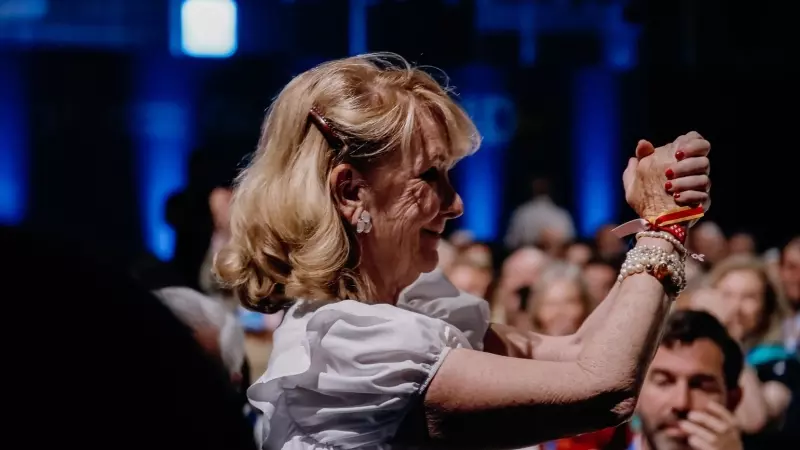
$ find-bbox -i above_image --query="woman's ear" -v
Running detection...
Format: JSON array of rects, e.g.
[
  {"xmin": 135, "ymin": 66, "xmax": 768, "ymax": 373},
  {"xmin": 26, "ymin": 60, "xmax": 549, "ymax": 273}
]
[{"xmin": 330, "ymin": 163, "xmax": 366, "ymax": 224}]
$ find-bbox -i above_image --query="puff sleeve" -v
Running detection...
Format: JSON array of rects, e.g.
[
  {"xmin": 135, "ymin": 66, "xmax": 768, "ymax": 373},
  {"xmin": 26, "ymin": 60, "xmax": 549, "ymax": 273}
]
[
  {"xmin": 248, "ymin": 300, "xmax": 472, "ymax": 450},
  {"xmin": 397, "ymin": 268, "xmax": 491, "ymax": 351}
]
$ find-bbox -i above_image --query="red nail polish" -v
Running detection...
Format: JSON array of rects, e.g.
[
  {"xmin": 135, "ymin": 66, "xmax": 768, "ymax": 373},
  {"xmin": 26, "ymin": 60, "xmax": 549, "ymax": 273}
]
[
  {"xmin": 665, "ymin": 181, "xmax": 672, "ymax": 191},
  {"xmin": 666, "ymin": 169, "xmax": 675, "ymax": 179},
  {"xmin": 675, "ymin": 151, "xmax": 685, "ymax": 161},
  {"xmin": 674, "ymin": 192, "xmax": 681, "ymax": 199}
]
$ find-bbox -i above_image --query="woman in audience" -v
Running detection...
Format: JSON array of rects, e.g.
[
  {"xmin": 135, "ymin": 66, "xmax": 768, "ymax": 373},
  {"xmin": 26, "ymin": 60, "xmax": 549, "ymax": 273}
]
[
  {"xmin": 705, "ymin": 257, "xmax": 795, "ymax": 430},
  {"xmin": 446, "ymin": 253, "xmax": 494, "ymax": 298},
  {"xmin": 708, "ymin": 256, "xmax": 788, "ymax": 351},
  {"xmin": 214, "ymin": 53, "xmax": 712, "ymax": 449},
  {"xmin": 525, "ymin": 263, "xmax": 592, "ymax": 336},
  {"xmin": 564, "ymin": 240, "xmax": 594, "ymax": 267}
]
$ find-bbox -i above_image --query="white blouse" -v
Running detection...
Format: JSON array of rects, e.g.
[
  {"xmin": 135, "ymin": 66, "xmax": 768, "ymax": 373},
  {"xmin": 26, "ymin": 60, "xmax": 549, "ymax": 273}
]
[{"xmin": 248, "ymin": 269, "xmax": 491, "ymax": 449}]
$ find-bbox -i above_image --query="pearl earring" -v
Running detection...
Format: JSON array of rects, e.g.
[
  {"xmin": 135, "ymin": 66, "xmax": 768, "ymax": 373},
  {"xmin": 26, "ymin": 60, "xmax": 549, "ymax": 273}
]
[{"xmin": 356, "ymin": 210, "xmax": 372, "ymax": 234}]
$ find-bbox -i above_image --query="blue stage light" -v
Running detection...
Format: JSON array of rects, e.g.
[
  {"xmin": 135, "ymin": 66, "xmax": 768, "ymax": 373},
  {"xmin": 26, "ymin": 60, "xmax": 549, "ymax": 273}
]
[{"xmin": 180, "ymin": 0, "xmax": 238, "ymax": 58}]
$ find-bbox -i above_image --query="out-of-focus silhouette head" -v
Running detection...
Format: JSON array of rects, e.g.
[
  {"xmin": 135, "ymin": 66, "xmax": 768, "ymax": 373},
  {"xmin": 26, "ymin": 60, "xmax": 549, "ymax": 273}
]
[{"xmin": 1, "ymin": 226, "xmax": 256, "ymax": 450}]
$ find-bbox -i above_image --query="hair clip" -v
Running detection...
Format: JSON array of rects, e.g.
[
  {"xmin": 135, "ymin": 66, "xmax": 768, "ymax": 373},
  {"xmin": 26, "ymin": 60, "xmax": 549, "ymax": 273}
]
[{"xmin": 308, "ymin": 106, "xmax": 345, "ymax": 151}]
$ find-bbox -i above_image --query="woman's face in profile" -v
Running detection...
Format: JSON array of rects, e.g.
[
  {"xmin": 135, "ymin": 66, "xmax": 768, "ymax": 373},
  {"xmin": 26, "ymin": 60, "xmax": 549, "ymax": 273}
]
[
  {"xmin": 534, "ymin": 280, "xmax": 585, "ymax": 336},
  {"xmin": 363, "ymin": 117, "xmax": 463, "ymax": 283},
  {"xmin": 715, "ymin": 269, "xmax": 765, "ymax": 339}
]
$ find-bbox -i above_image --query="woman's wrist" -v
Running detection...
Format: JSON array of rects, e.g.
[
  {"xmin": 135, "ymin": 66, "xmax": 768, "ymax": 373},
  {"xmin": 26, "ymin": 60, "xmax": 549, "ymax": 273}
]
[{"xmin": 624, "ymin": 237, "xmax": 687, "ymax": 297}]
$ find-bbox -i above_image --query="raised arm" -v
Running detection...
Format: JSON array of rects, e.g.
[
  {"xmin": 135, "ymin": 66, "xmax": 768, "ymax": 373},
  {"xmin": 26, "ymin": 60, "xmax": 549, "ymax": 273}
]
[
  {"xmin": 424, "ymin": 132, "xmax": 711, "ymax": 448},
  {"xmin": 485, "ymin": 134, "xmax": 712, "ymax": 363}
]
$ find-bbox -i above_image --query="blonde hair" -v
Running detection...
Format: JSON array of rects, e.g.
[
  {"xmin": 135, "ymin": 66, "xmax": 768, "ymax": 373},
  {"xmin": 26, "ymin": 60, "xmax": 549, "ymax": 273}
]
[
  {"xmin": 214, "ymin": 53, "xmax": 480, "ymax": 313},
  {"xmin": 707, "ymin": 255, "xmax": 789, "ymax": 349}
]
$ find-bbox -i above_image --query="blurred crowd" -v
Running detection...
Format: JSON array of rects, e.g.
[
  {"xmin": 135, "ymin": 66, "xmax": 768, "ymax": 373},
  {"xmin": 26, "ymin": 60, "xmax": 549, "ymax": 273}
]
[{"xmin": 438, "ymin": 184, "xmax": 800, "ymax": 449}]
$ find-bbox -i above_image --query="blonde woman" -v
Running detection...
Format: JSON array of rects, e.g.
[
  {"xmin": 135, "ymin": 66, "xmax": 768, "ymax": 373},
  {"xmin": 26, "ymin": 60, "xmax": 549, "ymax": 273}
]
[
  {"xmin": 215, "ymin": 53, "xmax": 712, "ymax": 449},
  {"xmin": 707, "ymin": 256, "xmax": 788, "ymax": 352},
  {"xmin": 526, "ymin": 263, "xmax": 593, "ymax": 337}
]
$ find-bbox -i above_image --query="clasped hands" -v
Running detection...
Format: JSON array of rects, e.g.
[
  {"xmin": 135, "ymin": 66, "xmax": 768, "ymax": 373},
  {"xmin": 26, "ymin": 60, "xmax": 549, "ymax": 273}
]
[{"xmin": 623, "ymin": 131, "xmax": 711, "ymax": 222}]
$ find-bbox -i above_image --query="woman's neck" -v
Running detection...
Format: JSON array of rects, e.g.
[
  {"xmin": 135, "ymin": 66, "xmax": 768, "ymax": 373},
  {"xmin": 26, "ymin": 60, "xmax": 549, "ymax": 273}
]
[{"xmin": 359, "ymin": 259, "xmax": 412, "ymax": 305}]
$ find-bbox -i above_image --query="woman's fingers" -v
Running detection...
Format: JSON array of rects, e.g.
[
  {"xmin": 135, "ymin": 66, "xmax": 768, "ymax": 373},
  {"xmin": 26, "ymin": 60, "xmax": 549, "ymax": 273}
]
[
  {"xmin": 670, "ymin": 156, "xmax": 710, "ymax": 177},
  {"xmin": 666, "ymin": 171, "xmax": 711, "ymax": 207},
  {"xmin": 673, "ymin": 190, "xmax": 709, "ymax": 206},
  {"xmin": 680, "ymin": 138, "xmax": 711, "ymax": 157},
  {"xmin": 635, "ymin": 139, "xmax": 656, "ymax": 160},
  {"xmin": 667, "ymin": 174, "xmax": 711, "ymax": 193}
]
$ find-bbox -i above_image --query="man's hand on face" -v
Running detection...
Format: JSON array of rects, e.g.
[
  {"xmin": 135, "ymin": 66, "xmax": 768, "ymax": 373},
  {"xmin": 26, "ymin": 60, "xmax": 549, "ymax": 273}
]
[{"xmin": 678, "ymin": 401, "xmax": 743, "ymax": 450}]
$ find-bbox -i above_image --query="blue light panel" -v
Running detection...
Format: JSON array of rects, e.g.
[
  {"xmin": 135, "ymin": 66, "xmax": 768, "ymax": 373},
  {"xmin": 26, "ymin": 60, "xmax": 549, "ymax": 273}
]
[
  {"xmin": 603, "ymin": 3, "xmax": 639, "ymax": 70},
  {"xmin": 0, "ymin": 56, "xmax": 27, "ymax": 225},
  {"xmin": 133, "ymin": 58, "xmax": 194, "ymax": 260},
  {"xmin": 454, "ymin": 65, "xmax": 516, "ymax": 241},
  {"xmin": 348, "ymin": 0, "xmax": 368, "ymax": 55},
  {"xmin": 572, "ymin": 68, "xmax": 619, "ymax": 237}
]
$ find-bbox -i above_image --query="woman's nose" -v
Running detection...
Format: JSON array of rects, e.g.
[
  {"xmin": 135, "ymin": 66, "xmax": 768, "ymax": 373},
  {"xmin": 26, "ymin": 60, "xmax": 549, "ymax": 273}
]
[
  {"xmin": 440, "ymin": 180, "xmax": 464, "ymax": 219},
  {"xmin": 444, "ymin": 192, "xmax": 464, "ymax": 219}
]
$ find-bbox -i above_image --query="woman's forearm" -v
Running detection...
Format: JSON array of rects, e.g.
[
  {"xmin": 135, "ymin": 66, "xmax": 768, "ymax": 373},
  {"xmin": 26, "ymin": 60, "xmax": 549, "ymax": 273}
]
[
  {"xmin": 574, "ymin": 237, "xmax": 676, "ymax": 395},
  {"xmin": 426, "ymin": 238, "xmax": 683, "ymax": 446},
  {"xmin": 517, "ymin": 288, "xmax": 620, "ymax": 360},
  {"xmin": 573, "ymin": 282, "xmax": 621, "ymax": 343},
  {"xmin": 511, "ymin": 260, "xmax": 653, "ymax": 363}
]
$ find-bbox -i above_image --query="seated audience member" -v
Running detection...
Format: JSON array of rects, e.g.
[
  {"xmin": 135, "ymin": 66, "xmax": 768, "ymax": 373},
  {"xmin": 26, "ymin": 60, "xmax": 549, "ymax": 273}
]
[
  {"xmin": 565, "ymin": 240, "xmax": 594, "ymax": 268},
  {"xmin": 1, "ymin": 226, "xmax": 257, "ymax": 450},
  {"xmin": 633, "ymin": 310, "xmax": 744, "ymax": 450},
  {"xmin": 707, "ymin": 256, "xmax": 789, "ymax": 355},
  {"xmin": 685, "ymin": 287, "xmax": 795, "ymax": 445},
  {"xmin": 778, "ymin": 237, "xmax": 799, "ymax": 352},
  {"xmin": 537, "ymin": 226, "xmax": 571, "ymax": 258},
  {"xmin": 491, "ymin": 246, "xmax": 550, "ymax": 324},
  {"xmin": 705, "ymin": 256, "xmax": 795, "ymax": 439},
  {"xmin": 685, "ymin": 222, "xmax": 728, "ymax": 269},
  {"xmin": 526, "ymin": 263, "xmax": 592, "ymax": 336},
  {"xmin": 504, "ymin": 176, "xmax": 576, "ymax": 250},
  {"xmin": 728, "ymin": 232, "xmax": 757, "ymax": 257},
  {"xmin": 446, "ymin": 254, "xmax": 494, "ymax": 298},
  {"xmin": 776, "ymin": 237, "xmax": 800, "ymax": 444}
]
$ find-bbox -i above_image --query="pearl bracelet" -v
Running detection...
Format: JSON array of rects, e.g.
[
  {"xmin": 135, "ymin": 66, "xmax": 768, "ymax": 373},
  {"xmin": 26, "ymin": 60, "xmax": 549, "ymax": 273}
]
[
  {"xmin": 635, "ymin": 230, "xmax": 687, "ymax": 256},
  {"xmin": 618, "ymin": 244, "xmax": 687, "ymax": 298}
]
